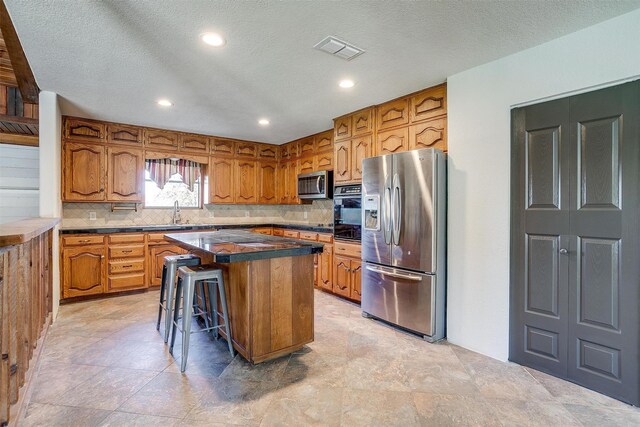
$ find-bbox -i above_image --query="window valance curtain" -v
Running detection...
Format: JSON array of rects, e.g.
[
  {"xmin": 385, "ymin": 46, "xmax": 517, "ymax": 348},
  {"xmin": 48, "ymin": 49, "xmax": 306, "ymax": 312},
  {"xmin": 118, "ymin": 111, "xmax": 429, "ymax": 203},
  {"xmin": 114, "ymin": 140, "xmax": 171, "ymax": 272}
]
[{"xmin": 145, "ymin": 158, "xmax": 201, "ymax": 191}]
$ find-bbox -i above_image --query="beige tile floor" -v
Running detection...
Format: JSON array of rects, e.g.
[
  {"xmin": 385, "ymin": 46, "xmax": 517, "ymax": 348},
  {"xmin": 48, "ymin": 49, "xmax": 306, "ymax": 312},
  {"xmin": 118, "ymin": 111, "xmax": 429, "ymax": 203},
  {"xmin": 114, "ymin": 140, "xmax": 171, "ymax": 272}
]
[{"xmin": 21, "ymin": 290, "xmax": 640, "ymax": 426}]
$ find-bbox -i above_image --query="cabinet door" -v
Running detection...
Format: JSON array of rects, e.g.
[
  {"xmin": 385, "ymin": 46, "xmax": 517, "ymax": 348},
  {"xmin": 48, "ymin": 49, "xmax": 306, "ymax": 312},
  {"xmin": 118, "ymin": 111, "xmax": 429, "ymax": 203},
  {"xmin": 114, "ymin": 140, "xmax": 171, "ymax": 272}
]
[
  {"xmin": 62, "ymin": 246, "xmax": 105, "ymax": 298},
  {"xmin": 209, "ymin": 158, "xmax": 235, "ymax": 203},
  {"xmin": 149, "ymin": 245, "xmax": 185, "ymax": 286},
  {"xmin": 257, "ymin": 161, "xmax": 277, "ymax": 204},
  {"xmin": 319, "ymin": 244, "xmax": 333, "ymax": 291},
  {"xmin": 314, "ymin": 131, "xmax": 333, "ymax": 151},
  {"xmin": 409, "ymin": 117, "xmax": 447, "ymax": 152},
  {"xmin": 235, "ymin": 142, "xmax": 257, "ymax": 158},
  {"xmin": 277, "ymin": 162, "xmax": 288, "ymax": 204},
  {"xmin": 352, "ymin": 108, "xmax": 374, "ymax": 136},
  {"xmin": 288, "ymin": 161, "xmax": 299, "ymax": 204},
  {"xmin": 299, "ymin": 137, "xmax": 315, "ymax": 157},
  {"xmin": 377, "ymin": 127, "xmax": 409, "ymax": 156},
  {"xmin": 332, "ymin": 254, "xmax": 352, "ymax": 297},
  {"xmin": 315, "ymin": 151, "xmax": 333, "ymax": 171},
  {"xmin": 144, "ymin": 129, "xmax": 179, "ymax": 151},
  {"xmin": 334, "ymin": 116, "xmax": 352, "ymax": 141},
  {"xmin": 350, "ymin": 259, "xmax": 362, "ymax": 302},
  {"xmin": 211, "ymin": 138, "xmax": 235, "ymax": 156},
  {"xmin": 180, "ymin": 134, "xmax": 209, "ymax": 153},
  {"xmin": 107, "ymin": 147, "xmax": 144, "ymax": 202},
  {"xmin": 410, "ymin": 84, "xmax": 447, "ymax": 123},
  {"xmin": 63, "ymin": 143, "xmax": 106, "ymax": 201},
  {"xmin": 64, "ymin": 118, "xmax": 106, "ymax": 143},
  {"xmin": 377, "ymin": 98, "xmax": 409, "ymax": 131},
  {"xmin": 107, "ymin": 124, "xmax": 142, "ymax": 146},
  {"xmin": 235, "ymin": 160, "xmax": 257, "ymax": 203},
  {"xmin": 257, "ymin": 144, "xmax": 278, "ymax": 160},
  {"xmin": 298, "ymin": 157, "xmax": 314, "ymax": 175},
  {"xmin": 351, "ymin": 135, "xmax": 372, "ymax": 182},
  {"xmin": 334, "ymin": 140, "xmax": 351, "ymax": 183}
]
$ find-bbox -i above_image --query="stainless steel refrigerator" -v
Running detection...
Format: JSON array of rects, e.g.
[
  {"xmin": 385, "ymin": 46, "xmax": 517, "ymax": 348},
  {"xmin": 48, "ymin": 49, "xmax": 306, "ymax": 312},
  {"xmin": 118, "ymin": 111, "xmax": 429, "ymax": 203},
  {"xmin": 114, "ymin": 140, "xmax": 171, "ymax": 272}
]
[{"xmin": 361, "ymin": 148, "xmax": 446, "ymax": 341}]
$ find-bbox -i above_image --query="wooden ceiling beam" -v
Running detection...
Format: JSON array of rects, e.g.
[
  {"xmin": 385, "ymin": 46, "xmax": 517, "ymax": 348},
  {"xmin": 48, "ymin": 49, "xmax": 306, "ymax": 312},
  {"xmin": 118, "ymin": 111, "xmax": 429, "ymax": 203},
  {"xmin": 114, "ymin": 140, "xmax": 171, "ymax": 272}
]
[
  {"xmin": 0, "ymin": 132, "xmax": 37, "ymax": 146},
  {"xmin": 0, "ymin": 0, "xmax": 38, "ymax": 103}
]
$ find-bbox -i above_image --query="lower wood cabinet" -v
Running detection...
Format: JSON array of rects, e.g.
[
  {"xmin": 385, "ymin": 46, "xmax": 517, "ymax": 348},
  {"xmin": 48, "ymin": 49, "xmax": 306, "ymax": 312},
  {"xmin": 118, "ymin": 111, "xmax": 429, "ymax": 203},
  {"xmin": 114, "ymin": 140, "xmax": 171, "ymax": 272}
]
[
  {"xmin": 148, "ymin": 244, "xmax": 186, "ymax": 286},
  {"xmin": 62, "ymin": 246, "xmax": 106, "ymax": 298},
  {"xmin": 318, "ymin": 244, "xmax": 333, "ymax": 291},
  {"xmin": 332, "ymin": 254, "xmax": 352, "ymax": 298}
]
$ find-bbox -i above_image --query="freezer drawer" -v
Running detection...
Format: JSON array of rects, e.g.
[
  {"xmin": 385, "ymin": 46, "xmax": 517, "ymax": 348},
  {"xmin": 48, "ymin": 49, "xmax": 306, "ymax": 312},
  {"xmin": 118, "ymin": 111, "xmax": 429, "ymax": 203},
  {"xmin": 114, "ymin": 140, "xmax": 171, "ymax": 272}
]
[{"xmin": 362, "ymin": 262, "xmax": 436, "ymax": 337}]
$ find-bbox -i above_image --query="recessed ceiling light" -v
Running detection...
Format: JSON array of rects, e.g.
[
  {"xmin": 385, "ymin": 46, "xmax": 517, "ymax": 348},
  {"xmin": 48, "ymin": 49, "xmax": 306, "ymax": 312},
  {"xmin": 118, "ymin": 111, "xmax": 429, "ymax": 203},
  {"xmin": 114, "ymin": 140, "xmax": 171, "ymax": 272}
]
[
  {"xmin": 258, "ymin": 119, "xmax": 270, "ymax": 126},
  {"xmin": 339, "ymin": 79, "xmax": 355, "ymax": 88},
  {"xmin": 201, "ymin": 32, "xmax": 226, "ymax": 47},
  {"xmin": 157, "ymin": 99, "xmax": 173, "ymax": 107}
]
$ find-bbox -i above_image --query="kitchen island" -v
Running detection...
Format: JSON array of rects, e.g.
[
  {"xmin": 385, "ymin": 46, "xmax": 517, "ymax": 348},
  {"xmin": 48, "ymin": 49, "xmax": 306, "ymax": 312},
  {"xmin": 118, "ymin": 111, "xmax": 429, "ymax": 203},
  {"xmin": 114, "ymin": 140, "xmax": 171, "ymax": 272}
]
[{"xmin": 165, "ymin": 230, "xmax": 323, "ymax": 364}]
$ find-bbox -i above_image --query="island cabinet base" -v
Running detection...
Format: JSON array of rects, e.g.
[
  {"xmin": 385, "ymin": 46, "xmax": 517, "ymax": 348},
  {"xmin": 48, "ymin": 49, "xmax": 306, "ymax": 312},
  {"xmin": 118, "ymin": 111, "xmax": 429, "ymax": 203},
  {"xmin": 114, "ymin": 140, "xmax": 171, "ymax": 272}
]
[{"xmin": 195, "ymin": 252, "xmax": 315, "ymax": 364}]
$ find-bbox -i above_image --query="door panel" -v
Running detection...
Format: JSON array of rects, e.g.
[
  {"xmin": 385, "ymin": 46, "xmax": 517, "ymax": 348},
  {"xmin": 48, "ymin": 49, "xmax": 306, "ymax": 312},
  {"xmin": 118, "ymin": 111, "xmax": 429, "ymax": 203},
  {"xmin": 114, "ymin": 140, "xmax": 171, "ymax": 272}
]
[
  {"xmin": 362, "ymin": 154, "xmax": 392, "ymax": 266},
  {"xmin": 362, "ymin": 262, "xmax": 434, "ymax": 336}
]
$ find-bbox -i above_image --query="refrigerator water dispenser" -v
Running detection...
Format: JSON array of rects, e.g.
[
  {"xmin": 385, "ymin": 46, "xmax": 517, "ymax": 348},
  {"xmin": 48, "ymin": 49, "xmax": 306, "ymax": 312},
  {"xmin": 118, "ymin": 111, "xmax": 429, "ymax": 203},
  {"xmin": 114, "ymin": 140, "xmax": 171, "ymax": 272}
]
[{"xmin": 363, "ymin": 195, "xmax": 380, "ymax": 230}]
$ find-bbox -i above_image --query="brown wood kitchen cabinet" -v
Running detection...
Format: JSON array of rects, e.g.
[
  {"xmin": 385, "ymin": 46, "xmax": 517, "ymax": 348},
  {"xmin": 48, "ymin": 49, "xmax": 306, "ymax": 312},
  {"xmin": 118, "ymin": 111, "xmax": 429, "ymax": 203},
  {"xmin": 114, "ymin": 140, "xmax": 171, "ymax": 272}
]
[
  {"xmin": 333, "ymin": 107, "xmax": 374, "ymax": 184},
  {"xmin": 63, "ymin": 143, "xmax": 106, "ymax": 201},
  {"xmin": 332, "ymin": 240, "xmax": 362, "ymax": 302},
  {"xmin": 106, "ymin": 147, "xmax": 144, "ymax": 202},
  {"xmin": 235, "ymin": 159, "xmax": 258, "ymax": 203},
  {"xmin": 209, "ymin": 157, "xmax": 235, "ymax": 203},
  {"xmin": 148, "ymin": 244, "xmax": 186, "ymax": 287},
  {"xmin": 61, "ymin": 238, "xmax": 107, "ymax": 298}
]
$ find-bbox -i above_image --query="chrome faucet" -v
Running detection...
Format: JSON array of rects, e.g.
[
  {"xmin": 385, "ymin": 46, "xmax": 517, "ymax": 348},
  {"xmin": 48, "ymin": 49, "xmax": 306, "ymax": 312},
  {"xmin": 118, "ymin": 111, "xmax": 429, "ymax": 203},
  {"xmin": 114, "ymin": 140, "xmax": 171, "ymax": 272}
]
[{"xmin": 172, "ymin": 200, "xmax": 181, "ymax": 224}]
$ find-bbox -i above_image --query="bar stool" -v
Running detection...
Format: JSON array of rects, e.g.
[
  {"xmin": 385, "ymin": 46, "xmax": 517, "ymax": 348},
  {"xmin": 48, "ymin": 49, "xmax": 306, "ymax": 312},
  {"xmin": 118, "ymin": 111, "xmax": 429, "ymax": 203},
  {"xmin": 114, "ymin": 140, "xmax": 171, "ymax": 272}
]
[
  {"xmin": 156, "ymin": 254, "xmax": 201, "ymax": 343},
  {"xmin": 169, "ymin": 264, "xmax": 234, "ymax": 372}
]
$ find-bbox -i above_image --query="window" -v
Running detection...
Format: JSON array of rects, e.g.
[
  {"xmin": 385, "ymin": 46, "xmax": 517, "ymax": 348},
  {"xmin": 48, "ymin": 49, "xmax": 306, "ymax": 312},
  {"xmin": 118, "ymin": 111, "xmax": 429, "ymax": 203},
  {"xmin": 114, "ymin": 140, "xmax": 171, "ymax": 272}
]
[{"xmin": 144, "ymin": 170, "xmax": 202, "ymax": 208}]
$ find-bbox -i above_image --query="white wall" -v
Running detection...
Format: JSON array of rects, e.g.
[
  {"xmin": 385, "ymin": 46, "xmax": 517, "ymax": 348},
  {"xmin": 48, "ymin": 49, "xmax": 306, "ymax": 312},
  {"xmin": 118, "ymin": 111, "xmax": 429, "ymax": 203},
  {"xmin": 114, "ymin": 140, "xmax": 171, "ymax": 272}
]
[
  {"xmin": 0, "ymin": 144, "xmax": 39, "ymax": 224},
  {"xmin": 446, "ymin": 9, "xmax": 640, "ymax": 361},
  {"xmin": 39, "ymin": 91, "xmax": 62, "ymax": 319}
]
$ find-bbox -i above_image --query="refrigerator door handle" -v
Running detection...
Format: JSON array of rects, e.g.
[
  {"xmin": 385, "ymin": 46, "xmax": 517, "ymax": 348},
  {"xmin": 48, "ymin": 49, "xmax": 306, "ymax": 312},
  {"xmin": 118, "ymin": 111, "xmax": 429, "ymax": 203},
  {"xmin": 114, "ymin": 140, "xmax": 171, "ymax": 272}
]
[
  {"xmin": 384, "ymin": 176, "xmax": 392, "ymax": 244},
  {"xmin": 365, "ymin": 265, "xmax": 422, "ymax": 281},
  {"xmin": 392, "ymin": 173, "xmax": 401, "ymax": 246}
]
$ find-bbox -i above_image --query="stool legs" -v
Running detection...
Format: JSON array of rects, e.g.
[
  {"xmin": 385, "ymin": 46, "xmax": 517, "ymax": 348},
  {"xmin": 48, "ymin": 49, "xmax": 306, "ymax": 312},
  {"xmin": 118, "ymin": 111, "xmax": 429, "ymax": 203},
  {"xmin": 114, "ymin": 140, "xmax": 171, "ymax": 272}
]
[
  {"xmin": 217, "ymin": 278, "xmax": 234, "ymax": 357},
  {"xmin": 169, "ymin": 276, "xmax": 183, "ymax": 354},
  {"xmin": 162, "ymin": 261, "xmax": 179, "ymax": 343},
  {"xmin": 156, "ymin": 265, "xmax": 168, "ymax": 331},
  {"xmin": 180, "ymin": 275, "xmax": 196, "ymax": 372}
]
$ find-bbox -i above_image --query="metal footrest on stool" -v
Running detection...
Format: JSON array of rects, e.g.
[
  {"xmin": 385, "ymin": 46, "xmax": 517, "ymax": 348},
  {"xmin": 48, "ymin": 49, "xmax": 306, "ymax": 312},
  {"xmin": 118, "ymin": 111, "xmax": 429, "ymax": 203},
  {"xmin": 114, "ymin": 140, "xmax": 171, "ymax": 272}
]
[
  {"xmin": 156, "ymin": 254, "xmax": 201, "ymax": 343},
  {"xmin": 169, "ymin": 264, "xmax": 235, "ymax": 372}
]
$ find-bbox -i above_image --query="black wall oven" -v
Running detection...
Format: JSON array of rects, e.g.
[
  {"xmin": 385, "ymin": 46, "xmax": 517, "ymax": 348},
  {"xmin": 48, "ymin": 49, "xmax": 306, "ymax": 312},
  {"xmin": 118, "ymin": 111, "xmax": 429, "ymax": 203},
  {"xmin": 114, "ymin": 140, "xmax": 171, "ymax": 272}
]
[{"xmin": 333, "ymin": 184, "xmax": 362, "ymax": 242}]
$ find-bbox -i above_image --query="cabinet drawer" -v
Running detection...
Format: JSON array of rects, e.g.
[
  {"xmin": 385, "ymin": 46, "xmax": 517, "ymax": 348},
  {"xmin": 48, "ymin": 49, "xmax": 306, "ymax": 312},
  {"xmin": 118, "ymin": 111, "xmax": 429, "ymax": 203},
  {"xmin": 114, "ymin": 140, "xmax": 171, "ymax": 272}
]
[
  {"xmin": 63, "ymin": 235, "xmax": 105, "ymax": 246},
  {"xmin": 147, "ymin": 232, "xmax": 169, "ymax": 243},
  {"xmin": 108, "ymin": 245, "xmax": 145, "ymax": 259},
  {"xmin": 334, "ymin": 241, "xmax": 361, "ymax": 258},
  {"xmin": 272, "ymin": 229, "xmax": 285, "ymax": 237},
  {"xmin": 108, "ymin": 234, "xmax": 144, "ymax": 244},
  {"xmin": 317, "ymin": 233, "xmax": 333, "ymax": 243},
  {"xmin": 107, "ymin": 273, "xmax": 146, "ymax": 292},
  {"xmin": 252, "ymin": 227, "xmax": 273, "ymax": 235},
  {"xmin": 283, "ymin": 230, "xmax": 300, "ymax": 239},
  {"xmin": 109, "ymin": 259, "xmax": 144, "ymax": 274},
  {"xmin": 299, "ymin": 231, "xmax": 318, "ymax": 241}
]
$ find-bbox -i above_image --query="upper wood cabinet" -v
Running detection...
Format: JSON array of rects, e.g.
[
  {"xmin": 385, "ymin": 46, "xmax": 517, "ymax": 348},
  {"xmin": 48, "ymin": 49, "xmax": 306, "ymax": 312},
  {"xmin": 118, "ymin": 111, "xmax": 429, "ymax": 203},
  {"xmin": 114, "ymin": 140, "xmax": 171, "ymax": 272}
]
[
  {"xmin": 410, "ymin": 84, "xmax": 447, "ymax": 123},
  {"xmin": 209, "ymin": 158, "xmax": 234, "ymax": 203},
  {"xmin": 314, "ymin": 131, "xmax": 333, "ymax": 151},
  {"xmin": 62, "ymin": 246, "xmax": 106, "ymax": 298},
  {"xmin": 334, "ymin": 116, "xmax": 352, "ymax": 141},
  {"xmin": 180, "ymin": 134, "xmax": 209, "ymax": 153},
  {"xmin": 257, "ymin": 161, "xmax": 277, "ymax": 204},
  {"xmin": 299, "ymin": 137, "xmax": 315, "ymax": 157},
  {"xmin": 257, "ymin": 144, "xmax": 278, "ymax": 160},
  {"xmin": 144, "ymin": 129, "xmax": 179, "ymax": 151},
  {"xmin": 334, "ymin": 140, "xmax": 351, "ymax": 183},
  {"xmin": 351, "ymin": 135, "xmax": 372, "ymax": 182},
  {"xmin": 315, "ymin": 151, "xmax": 333, "ymax": 171},
  {"xmin": 235, "ymin": 142, "xmax": 257, "ymax": 158},
  {"xmin": 332, "ymin": 254, "xmax": 352, "ymax": 298},
  {"xmin": 65, "ymin": 118, "xmax": 106, "ymax": 143},
  {"xmin": 107, "ymin": 124, "xmax": 142, "ymax": 146},
  {"xmin": 106, "ymin": 147, "xmax": 144, "ymax": 202},
  {"xmin": 377, "ymin": 127, "xmax": 409, "ymax": 156},
  {"xmin": 63, "ymin": 143, "xmax": 106, "ymax": 201},
  {"xmin": 409, "ymin": 117, "xmax": 447, "ymax": 152},
  {"xmin": 298, "ymin": 157, "xmax": 314, "ymax": 175},
  {"xmin": 211, "ymin": 138, "xmax": 235, "ymax": 157},
  {"xmin": 235, "ymin": 160, "xmax": 257, "ymax": 203},
  {"xmin": 377, "ymin": 98, "xmax": 409, "ymax": 131},
  {"xmin": 352, "ymin": 108, "xmax": 374, "ymax": 136},
  {"xmin": 277, "ymin": 161, "xmax": 289, "ymax": 203}
]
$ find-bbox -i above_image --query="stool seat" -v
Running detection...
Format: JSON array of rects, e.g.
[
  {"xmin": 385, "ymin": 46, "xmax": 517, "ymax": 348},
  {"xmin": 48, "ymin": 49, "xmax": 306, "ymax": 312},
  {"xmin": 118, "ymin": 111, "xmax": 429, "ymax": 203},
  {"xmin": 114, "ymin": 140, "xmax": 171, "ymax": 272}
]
[
  {"xmin": 169, "ymin": 264, "xmax": 234, "ymax": 372},
  {"xmin": 156, "ymin": 254, "xmax": 201, "ymax": 342}
]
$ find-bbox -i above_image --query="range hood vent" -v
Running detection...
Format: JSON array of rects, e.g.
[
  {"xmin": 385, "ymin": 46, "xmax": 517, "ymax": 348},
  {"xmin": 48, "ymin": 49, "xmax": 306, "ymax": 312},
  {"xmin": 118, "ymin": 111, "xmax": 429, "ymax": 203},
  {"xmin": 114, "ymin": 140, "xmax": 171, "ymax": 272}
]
[{"xmin": 313, "ymin": 36, "xmax": 365, "ymax": 61}]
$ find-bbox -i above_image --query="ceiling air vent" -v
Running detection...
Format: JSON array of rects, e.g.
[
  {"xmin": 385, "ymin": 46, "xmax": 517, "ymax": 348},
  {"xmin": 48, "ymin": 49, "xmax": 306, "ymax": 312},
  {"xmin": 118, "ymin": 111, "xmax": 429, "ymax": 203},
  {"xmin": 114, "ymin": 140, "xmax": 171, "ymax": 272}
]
[{"xmin": 313, "ymin": 36, "xmax": 365, "ymax": 61}]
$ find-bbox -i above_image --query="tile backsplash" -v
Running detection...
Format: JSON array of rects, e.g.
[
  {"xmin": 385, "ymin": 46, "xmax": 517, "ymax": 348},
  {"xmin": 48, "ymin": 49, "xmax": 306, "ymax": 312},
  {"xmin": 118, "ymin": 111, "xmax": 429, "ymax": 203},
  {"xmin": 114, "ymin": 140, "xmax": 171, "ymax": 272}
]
[{"xmin": 62, "ymin": 200, "xmax": 334, "ymax": 228}]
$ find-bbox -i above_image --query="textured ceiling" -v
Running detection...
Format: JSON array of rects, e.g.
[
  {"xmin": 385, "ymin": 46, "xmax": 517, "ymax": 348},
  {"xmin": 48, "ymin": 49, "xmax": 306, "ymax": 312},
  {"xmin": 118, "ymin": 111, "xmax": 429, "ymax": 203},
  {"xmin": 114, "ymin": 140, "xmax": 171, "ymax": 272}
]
[{"xmin": 6, "ymin": 0, "xmax": 640, "ymax": 144}]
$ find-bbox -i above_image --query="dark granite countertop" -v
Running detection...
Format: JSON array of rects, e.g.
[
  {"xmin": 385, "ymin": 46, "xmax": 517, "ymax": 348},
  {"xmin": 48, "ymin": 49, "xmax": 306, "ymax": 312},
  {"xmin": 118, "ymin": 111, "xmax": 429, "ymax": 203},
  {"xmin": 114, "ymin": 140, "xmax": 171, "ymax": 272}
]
[
  {"xmin": 59, "ymin": 223, "xmax": 333, "ymax": 235},
  {"xmin": 165, "ymin": 230, "xmax": 324, "ymax": 263}
]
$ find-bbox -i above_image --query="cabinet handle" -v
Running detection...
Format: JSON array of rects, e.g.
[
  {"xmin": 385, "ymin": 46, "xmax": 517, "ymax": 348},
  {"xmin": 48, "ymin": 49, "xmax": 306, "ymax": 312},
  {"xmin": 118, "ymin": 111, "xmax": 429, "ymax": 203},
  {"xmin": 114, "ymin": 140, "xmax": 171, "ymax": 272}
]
[
  {"xmin": 100, "ymin": 188, "xmax": 104, "ymax": 192},
  {"xmin": 101, "ymin": 255, "xmax": 105, "ymax": 259},
  {"xmin": 122, "ymin": 250, "xmax": 133, "ymax": 253},
  {"xmin": 122, "ymin": 264, "xmax": 133, "ymax": 268},
  {"xmin": 78, "ymin": 239, "xmax": 90, "ymax": 243}
]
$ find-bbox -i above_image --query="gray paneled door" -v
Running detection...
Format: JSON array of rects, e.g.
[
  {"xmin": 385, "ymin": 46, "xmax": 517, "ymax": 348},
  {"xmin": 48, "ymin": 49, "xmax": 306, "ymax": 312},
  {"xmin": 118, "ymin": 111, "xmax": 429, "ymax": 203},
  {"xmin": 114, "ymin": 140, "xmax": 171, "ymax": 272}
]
[{"xmin": 511, "ymin": 81, "xmax": 639, "ymax": 406}]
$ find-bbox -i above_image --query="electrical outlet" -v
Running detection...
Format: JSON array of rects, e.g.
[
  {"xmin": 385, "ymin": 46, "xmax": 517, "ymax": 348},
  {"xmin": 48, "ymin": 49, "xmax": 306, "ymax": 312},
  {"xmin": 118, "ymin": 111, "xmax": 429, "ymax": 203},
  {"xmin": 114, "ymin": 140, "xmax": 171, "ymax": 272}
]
[
  {"xmin": 89, "ymin": 212, "xmax": 96, "ymax": 221},
  {"xmin": 303, "ymin": 212, "xmax": 308, "ymax": 219}
]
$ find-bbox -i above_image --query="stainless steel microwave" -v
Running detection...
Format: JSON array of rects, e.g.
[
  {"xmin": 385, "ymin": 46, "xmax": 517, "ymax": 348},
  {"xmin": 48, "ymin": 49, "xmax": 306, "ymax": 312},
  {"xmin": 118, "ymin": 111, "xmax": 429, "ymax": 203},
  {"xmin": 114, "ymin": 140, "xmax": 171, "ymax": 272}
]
[{"xmin": 297, "ymin": 170, "xmax": 333, "ymax": 200}]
